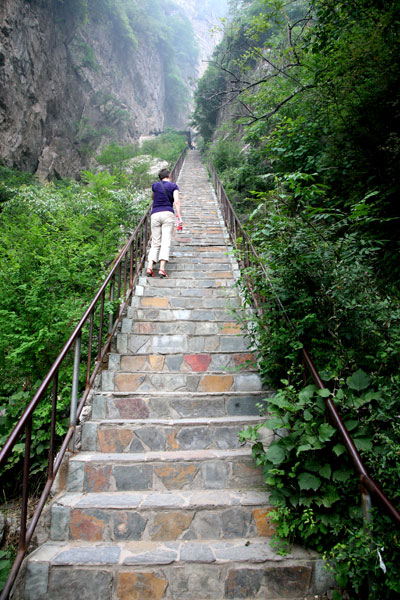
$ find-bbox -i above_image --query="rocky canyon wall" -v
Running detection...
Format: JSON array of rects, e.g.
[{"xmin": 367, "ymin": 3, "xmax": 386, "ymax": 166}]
[{"xmin": 0, "ymin": 1, "xmax": 166, "ymax": 179}]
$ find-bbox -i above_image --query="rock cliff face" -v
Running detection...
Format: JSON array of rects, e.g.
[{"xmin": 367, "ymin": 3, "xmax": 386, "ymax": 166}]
[
  {"xmin": 0, "ymin": 1, "xmax": 166, "ymax": 178},
  {"xmin": 173, "ymin": 0, "xmax": 227, "ymax": 79}
]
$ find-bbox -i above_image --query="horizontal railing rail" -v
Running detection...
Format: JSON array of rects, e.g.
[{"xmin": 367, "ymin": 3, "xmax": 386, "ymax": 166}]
[
  {"xmin": 0, "ymin": 148, "xmax": 186, "ymax": 599},
  {"xmin": 208, "ymin": 160, "xmax": 400, "ymax": 528}
]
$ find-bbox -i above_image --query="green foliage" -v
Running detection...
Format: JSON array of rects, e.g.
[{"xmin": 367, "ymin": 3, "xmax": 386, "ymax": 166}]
[
  {"xmin": 139, "ymin": 131, "xmax": 188, "ymax": 166},
  {"xmin": 0, "ymin": 133, "xmax": 185, "ymax": 497},
  {"xmin": 0, "ymin": 166, "xmax": 36, "ymax": 205},
  {"xmin": 233, "ymin": 185, "xmax": 400, "ymax": 595},
  {"xmin": 0, "ymin": 151, "xmax": 166, "ymax": 497},
  {"xmin": 197, "ymin": 3, "xmax": 400, "ymax": 592},
  {"xmin": 0, "ymin": 549, "xmax": 12, "ymax": 590}
]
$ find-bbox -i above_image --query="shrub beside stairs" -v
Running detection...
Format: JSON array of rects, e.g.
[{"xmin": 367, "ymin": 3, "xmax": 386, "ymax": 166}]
[{"xmin": 16, "ymin": 151, "xmax": 331, "ymax": 599}]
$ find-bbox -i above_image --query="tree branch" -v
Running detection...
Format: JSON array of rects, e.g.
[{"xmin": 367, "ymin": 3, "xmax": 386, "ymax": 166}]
[{"xmin": 244, "ymin": 85, "xmax": 315, "ymax": 124}]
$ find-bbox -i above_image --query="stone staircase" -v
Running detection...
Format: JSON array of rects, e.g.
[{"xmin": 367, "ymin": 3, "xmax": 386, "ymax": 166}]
[{"xmin": 19, "ymin": 151, "xmax": 329, "ymax": 599}]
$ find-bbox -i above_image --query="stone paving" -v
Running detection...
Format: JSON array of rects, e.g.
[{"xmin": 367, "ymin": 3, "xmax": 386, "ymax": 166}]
[{"xmin": 19, "ymin": 151, "xmax": 331, "ymax": 599}]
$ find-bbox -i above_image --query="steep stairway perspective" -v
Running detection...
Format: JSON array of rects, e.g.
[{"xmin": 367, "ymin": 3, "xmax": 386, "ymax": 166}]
[{"xmin": 19, "ymin": 151, "xmax": 329, "ymax": 600}]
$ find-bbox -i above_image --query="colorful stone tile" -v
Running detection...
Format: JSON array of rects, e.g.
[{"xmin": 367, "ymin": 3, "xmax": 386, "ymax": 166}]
[
  {"xmin": 97, "ymin": 428, "xmax": 134, "ymax": 453},
  {"xmin": 84, "ymin": 464, "xmax": 112, "ymax": 493},
  {"xmin": 120, "ymin": 356, "xmax": 148, "ymax": 371},
  {"xmin": 141, "ymin": 297, "xmax": 169, "ymax": 308},
  {"xmin": 200, "ymin": 375, "xmax": 234, "ymax": 392},
  {"xmin": 115, "ymin": 373, "xmax": 146, "ymax": 392},
  {"xmin": 114, "ymin": 398, "xmax": 149, "ymax": 419},
  {"xmin": 149, "ymin": 511, "xmax": 193, "ymax": 541},
  {"xmin": 253, "ymin": 508, "xmax": 276, "ymax": 537},
  {"xmin": 149, "ymin": 355, "xmax": 165, "ymax": 371},
  {"xmin": 116, "ymin": 572, "xmax": 168, "ymax": 600},
  {"xmin": 154, "ymin": 463, "xmax": 198, "ymax": 490},
  {"xmin": 70, "ymin": 509, "xmax": 106, "ymax": 541},
  {"xmin": 183, "ymin": 354, "xmax": 211, "ymax": 372}
]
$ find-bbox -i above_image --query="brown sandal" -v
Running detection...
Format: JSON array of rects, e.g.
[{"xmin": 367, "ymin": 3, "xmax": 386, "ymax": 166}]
[{"xmin": 159, "ymin": 269, "xmax": 168, "ymax": 278}]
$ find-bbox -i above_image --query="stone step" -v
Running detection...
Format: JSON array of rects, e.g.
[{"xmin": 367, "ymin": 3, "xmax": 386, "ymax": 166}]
[
  {"xmin": 119, "ymin": 321, "xmax": 246, "ymax": 337},
  {"xmin": 126, "ymin": 307, "xmax": 239, "ymax": 322},
  {"xmin": 92, "ymin": 391, "xmax": 268, "ymax": 420},
  {"xmin": 22, "ymin": 539, "xmax": 326, "ymax": 600},
  {"xmin": 107, "ymin": 351, "xmax": 256, "ymax": 372},
  {"xmin": 131, "ymin": 295, "xmax": 242, "ymax": 309},
  {"xmin": 81, "ymin": 416, "xmax": 264, "ymax": 453},
  {"xmin": 101, "ymin": 370, "xmax": 262, "ymax": 394},
  {"xmin": 116, "ymin": 333, "xmax": 251, "ymax": 356},
  {"xmin": 66, "ymin": 448, "xmax": 265, "ymax": 493},
  {"xmin": 174, "ymin": 236, "xmax": 227, "ymax": 246},
  {"xmin": 146, "ymin": 263, "xmax": 234, "ymax": 271},
  {"xmin": 137, "ymin": 276, "xmax": 236, "ymax": 288},
  {"xmin": 137, "ymin": 286, "xmax": 238, "ymax": 298},
  {"xmin": 49, "ymin": 489, "xmax": 272, "ymax": 542}
]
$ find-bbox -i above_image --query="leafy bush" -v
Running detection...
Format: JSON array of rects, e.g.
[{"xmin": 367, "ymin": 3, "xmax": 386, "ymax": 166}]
[
  {"xmin": 0, "ymin": 164, "xmax": 149, "ymax": 495},
  {"xmin": 234, "ymin": 179, "xmax": 400, "ymax": 597}
]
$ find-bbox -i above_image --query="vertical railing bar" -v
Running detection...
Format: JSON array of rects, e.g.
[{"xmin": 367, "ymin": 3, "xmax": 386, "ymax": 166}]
[
  {"xmin": 109, "ymin": 275, "xmax": 115, "ymax": 335},
  {"xmin": 19, "ymin": 417, "xmax": 32, "ymax": 552},
  {"xmin": 86, "ymin": 311, "xmax": 94, "ymax": 386},
  {"xmin": 48, "ymin": 372, "xmax": 58, "ymax": 481},
  {"xmin": 70, "ymin": 332, "xmax": 82, "ymax": 428},
  {"xmin": 130, "ymin": 242, "xmax": 134, "ymax": 290},
  {"xmin": 117, "ymin": 261, "xmax": 122, "ymax": 302},
  {"xmin": 123, "ymin": 250, "xmax": 128, "ymax": 299},
  {"xmin": 97, "ymin": 291, "xmax": 105, "ymax": 360}
]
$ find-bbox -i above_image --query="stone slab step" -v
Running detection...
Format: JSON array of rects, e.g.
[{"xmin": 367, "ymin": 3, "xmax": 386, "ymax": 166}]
[
  {"xmin": 126, "ymin": 307, "xmax": 245, "ymax": 322},
  {"xmin": 116, "ymin": 333, "xmax": 252, "ymax": 355},
  {"xmin": 131, "ymin": 295, "xmax": 242, "ymax": 309},
  {"xmin": 66, "ymin": 448, "xmax": 265, "ymax": 492},
  {"xmin": 107, "ymin": 351, "xmax": 256, "ymax": 372},
  {"xmin": 139, "ymin": 268, "xmax": 233, "ymax": 287},
  {"xmin": 81, "ymin": 416, "xmax": 265, "ymax": 453},
  {"xmin": 50, "ymin": 489, "xmax": 272, "ymax": 542},
  {"xmin": 92, "ymin": 391, "xmax": 268, "ymax": 420},
  {"xmin": 101, "ymin": 370, "xmax": 262, "ymax": 394},
  {"xmin": 137, "ymin": 277, "xmax": 236, "ymax": 288},
  {"xmin": 148, "ymin": 263, "xmax": 234, "ymax": 271},
  {"xmin": 119, "ymin": 319, "xmax": 246, "ymax": 336},
  {"xmin": 137, "ymin": 286, "xmax": 238, "ymax": 298},
  {"xmin": 22, "ymin": 540, "xmax": 327, "ymax": 600}
]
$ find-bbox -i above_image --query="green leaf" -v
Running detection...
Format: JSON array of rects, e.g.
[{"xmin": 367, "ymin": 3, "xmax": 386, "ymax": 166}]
[
  {"xmin": 354, "ymin": 437, "xmax": 373, "ymax": 452},
  {"xmin": 346, "ymin": 369, "xmax": 370, "ymax": 391},
  {"xmin": 298, "ymin": 385, "xmax": 317, "ymax": 403},
  {"xmin": 264, "ymin": 416, "xmax": 284, "ymax": 429},
  {"xmin": 317, "ymin": 388, "xmax": 331, "ymax": 398},
  {"xmin": 297, "ymin": 443, "xmax": 312, "ymax": 454},
  {"xmin": 321, "ymin": 485, "xmax": 340, "ymax": 507},
  {"xmin": 332, "ymin": 469, "xmax": 351, "ymax": 482},
  {"xmin": 333, "ymin": 443, "xmax": 346, "ymax": 456},
  {"xmin": 319, "ymin": 463, "xmax": 332, "ymax": 479},
  {"xmin": 303, "ymin": 409, "xmax": 313, "ymax": 421},
  {"xmin": 298, "ymin": 472, "xmax": 321, "ymax": 491},
  {"xmin": 265, "ymin": 444, "xmax": 286, "ymax": 465},
  {"xmin": 318, "ymin": 423, "xmax": 336, "ymax": 442},
  {"xmin": 344, "ymin": 419, "xmax": 358, "ymax": 432}
]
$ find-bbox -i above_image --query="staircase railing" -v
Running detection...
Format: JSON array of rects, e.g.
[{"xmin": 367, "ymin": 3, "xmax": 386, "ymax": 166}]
[
  {"xmin": 0, "ymin": 148, "xmax": 186, "ymax": 599},
  {"xmin": 208, "ymin": 160, "xmax": 400, "ymax": 529}
]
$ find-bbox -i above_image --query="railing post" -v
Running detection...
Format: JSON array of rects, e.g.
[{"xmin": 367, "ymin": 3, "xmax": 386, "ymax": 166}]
[
  {"xmin": 109, "ymin": 275, "xmax": 115, "ymax": 334},
  {"xmin": 70, "ymin": 332, "xmax": 82, "ymax": 427}
]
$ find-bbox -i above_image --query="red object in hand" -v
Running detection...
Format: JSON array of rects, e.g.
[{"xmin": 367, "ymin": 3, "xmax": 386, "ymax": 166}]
[{"xmin": 176, "ymin": 218, "xmax": 183, "ymax": 231}]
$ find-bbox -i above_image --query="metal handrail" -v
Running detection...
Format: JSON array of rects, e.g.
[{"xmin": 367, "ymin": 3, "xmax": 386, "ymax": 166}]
[
  {"xmin": 208, "ymin": 160, "xmax": 400, "ymax": 528},
  {"xmin": 0, "ymin": 148, "xmax": 186, "ymax": 599}
]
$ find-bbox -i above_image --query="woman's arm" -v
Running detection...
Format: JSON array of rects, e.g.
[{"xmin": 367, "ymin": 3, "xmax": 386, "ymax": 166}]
[{"xmin": 173, "ymin": 190, "xmax": 181, "ymax": 221}]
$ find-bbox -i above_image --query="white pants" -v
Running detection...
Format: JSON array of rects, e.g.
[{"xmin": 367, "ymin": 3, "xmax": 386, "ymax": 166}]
[{"xmin": 148, "ymin": 211, "xmax": 175, "ymax": 264}]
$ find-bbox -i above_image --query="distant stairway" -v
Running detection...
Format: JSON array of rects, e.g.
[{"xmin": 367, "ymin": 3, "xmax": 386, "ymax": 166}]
[{"xmin": 18, "ymin": 151, "xmax": 329, "ymax": 600}]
